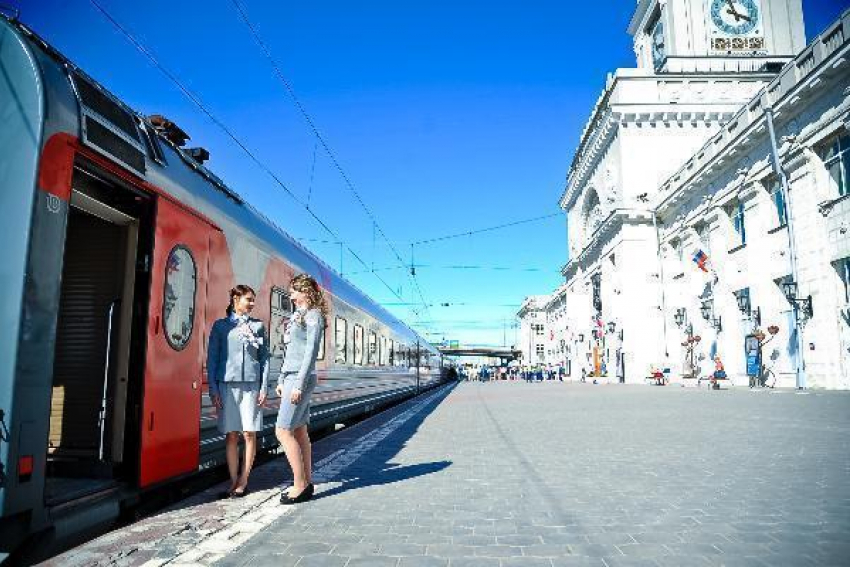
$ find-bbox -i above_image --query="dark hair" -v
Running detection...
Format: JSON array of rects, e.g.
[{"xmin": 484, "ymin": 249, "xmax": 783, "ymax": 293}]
[{"xmin": 226, "ymin": 284, "xmax": 256, "ymax": 316}]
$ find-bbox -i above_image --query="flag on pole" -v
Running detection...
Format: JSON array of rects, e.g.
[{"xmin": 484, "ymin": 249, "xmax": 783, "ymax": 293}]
[{"xmin": 692, "ymin": 249, "xmax": 710, "ymax": 272}]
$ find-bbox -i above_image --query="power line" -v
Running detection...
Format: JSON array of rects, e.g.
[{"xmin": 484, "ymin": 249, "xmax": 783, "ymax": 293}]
[
  {"xmin": 379, "ymin": 302, "xmax": 521, "ymax": 308},
  {"xmin": 300, "ymin": 209, "xmax": 563, "ymax": 248},
  {"xmin": 87, "ymin": 0, "xmax": 417, "ymax": 319},
  {"xmin": 228, "ymin": 0, "xmax": 434, "ymax": 326},
  {"xmin": 412, "ymin": 212, "xmax": 562, "ymax": 246},
  {"xmin": 345, "ymin": 264, "xmax": 559, "ymax": 276}
]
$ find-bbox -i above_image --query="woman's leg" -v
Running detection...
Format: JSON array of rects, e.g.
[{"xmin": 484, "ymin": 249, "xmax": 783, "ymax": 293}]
[
  {"xmin": 236, "ymin": 431, "xmax": 257, "ymax": 491},
  {"xmin": 294, "ymin": 425, "xmax": 312, "ymax": 484},
  {"xmin": 276, "ymin": 427, "xmax": 307, "ymax": 493},
  {"xmin": 225, "ymin": 431, "xmax": 240, "ymax": 489}
]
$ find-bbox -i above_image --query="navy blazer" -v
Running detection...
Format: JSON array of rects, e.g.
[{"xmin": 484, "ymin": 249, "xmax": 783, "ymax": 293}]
[{"xmin": 206, "ymin": 314, "xmax": 270, "ymax": 398}]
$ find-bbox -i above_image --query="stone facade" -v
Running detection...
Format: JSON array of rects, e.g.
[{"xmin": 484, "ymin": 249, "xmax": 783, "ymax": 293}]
[
  {"xmin": 544, "ymin": 286, "xmax": 569, "ymax": 370},
  {"xmin": 654, "ymin": 13, "xmax": 850, "ymax": 389},
  {"xmin": 516, "ymin": 295, "xmax": 550, "ymax": 366},
  {"xmin": 550, "ymin": 1, "xmax": 850, "ymax": 388}
]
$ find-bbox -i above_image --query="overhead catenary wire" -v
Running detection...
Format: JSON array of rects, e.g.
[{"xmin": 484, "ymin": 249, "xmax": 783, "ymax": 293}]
[
  {"xmin": 227, "ymin": 0, "xmax": 435, "ymax": 326},
  {"xmin": 344, "ymin": 264, "xmax": 560, "ymax": 276},
  {"xmin": 300, "ymin": 209, "xmax": 563, "ymax": 249},
  {"xmin": 86, "ymin": 0, "xmax": 417, "ymax": 317},
  {"xmin": 412, "ymin": 212, "xmax": 562, "ymax": 246}
]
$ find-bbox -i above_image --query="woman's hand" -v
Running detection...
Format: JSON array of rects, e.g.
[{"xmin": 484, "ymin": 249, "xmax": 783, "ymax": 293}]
[
  {"xmin": 275, "ymin": 383, "xmax": 284, "ymax": 398},
  {"xmin": 257, "ymin": 391, "xmax": 267, "ymax": 406},
  {"xmin": 290, "ymin": 388, "xmax": 302, "ymax": 404},
  {"xmin": 212, "ymin": 394, "xmax": 222, "ymax": 410}
]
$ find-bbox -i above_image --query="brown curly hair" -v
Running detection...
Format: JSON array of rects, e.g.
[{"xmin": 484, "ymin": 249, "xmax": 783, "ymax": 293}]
[{"xmin": 290, "ymin": 273, "xmax": 329, "ymax": 322}]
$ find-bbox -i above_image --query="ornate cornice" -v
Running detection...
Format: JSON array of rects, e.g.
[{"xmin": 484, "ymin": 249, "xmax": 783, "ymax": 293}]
[
  {"xmin": 562, "ymin": 208, "xmax": 655, "ymax": 280},
  {"xmin": 655, "ymin": 10, "xmax": 850, "ymax": 218}
]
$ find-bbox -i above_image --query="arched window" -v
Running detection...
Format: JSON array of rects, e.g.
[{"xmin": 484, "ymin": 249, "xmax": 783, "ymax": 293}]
[{"xmin": 163, "ymin": 245, "xmax": 196, "ymax": 350}]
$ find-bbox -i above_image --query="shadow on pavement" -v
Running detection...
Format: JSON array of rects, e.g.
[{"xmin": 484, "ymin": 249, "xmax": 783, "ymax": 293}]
[{"xmin": 307, "ymin": 382, "xmax": 457, "ymax": 500}]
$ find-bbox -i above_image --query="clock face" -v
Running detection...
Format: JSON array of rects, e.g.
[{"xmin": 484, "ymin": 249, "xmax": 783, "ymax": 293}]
[
  {"xmin": 710, "ymin": 0, "xmax": 760, "ymax": 36},
  {"xmin": 651, "ymin": 18, "xmax": 666, "ymax": 70}
]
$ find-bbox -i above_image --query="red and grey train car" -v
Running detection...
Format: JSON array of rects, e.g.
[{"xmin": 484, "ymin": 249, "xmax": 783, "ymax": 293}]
[{"xmin": 0, "ymin": 13, "xmax": 448, "ymax": 556}]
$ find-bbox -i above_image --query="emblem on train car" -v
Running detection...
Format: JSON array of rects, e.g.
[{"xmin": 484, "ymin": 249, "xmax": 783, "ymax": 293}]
[{"xmin": 46, "ymin": 194, "xmax": 61, "ymax": 214}]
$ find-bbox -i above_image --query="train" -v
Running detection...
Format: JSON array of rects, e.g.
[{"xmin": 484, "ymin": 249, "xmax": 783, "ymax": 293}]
[{"xmin": 0, "ymin": 12, "xmax": 452, "ymax": 558}]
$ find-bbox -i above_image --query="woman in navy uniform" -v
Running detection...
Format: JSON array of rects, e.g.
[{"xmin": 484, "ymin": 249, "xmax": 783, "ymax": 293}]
[
  {"xmin": 276, "ymin": 274, "xmax": 326, "ymax": 504},
  {"xmin": 207, "ymin": 285, "xmax": 269, "ymax": 498}
]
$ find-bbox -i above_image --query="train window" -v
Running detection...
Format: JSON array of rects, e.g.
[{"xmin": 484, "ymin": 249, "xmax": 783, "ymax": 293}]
[
  {"xmin": 269, "ymin": 287, "xmax": 291, "ymax": 376},
  {"xmin": 368, "ymin": 331, "xmax": 377, "ymax": 365},
  {"xmin": 354, "ymin": 324, "xmax": 364, "ymax": 365},
  {"xmin": 335, "ymin": 317, "xmax": 347, "ymax": 364},
  {"xmin": 380, "ymin": 336, "xmax": 388, "ymax": 366},
  {"xmin": 389, "ymin": 339, "xmax": 395, "ymax": 366},
  {"xmin": 163, "ymin": 245, "xmax": 196, "ymax": 351}
]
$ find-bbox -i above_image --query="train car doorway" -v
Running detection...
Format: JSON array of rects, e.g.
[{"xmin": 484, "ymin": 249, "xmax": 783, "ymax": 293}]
[
  {"xmin": 46, "ymin": 165, "xmax": 153, "ymax": 504},
  {"xmin": 138, "ymin": 198, "xmax": 213, "ymax": 487}
]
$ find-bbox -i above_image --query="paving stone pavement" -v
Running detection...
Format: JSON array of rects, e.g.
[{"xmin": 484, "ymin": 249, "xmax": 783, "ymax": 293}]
[
  {"xmin": 42, "ymin": 382, "xmax": 850, "ymax": 566},
  {"xmin": 215, "ymin": 382, "xmax": 850, "ymax": 567}
]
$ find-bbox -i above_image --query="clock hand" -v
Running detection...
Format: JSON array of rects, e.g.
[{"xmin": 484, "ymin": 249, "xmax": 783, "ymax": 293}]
[
  {"xmin": 725, "ymin": 8, "xmax": 752, "ymax": 22},
  {"xmin": 724, "ymin": 0, "xmax": 742, "ymax": 21}
]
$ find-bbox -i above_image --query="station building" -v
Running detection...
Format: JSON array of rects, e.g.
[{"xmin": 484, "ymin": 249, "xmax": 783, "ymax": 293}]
[
  {"xmin": 516, "ymin": 295, "xmax": 550, "ymax": 366},
  {"xmin": 531, "ymin": 0, "xmax": 850, "ymax": 388}
]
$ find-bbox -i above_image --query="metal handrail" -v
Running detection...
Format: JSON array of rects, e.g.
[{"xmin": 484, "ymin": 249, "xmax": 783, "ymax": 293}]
[{"xmin": 98, "ymin": 299, "xmax": 120, "ymax": 462}]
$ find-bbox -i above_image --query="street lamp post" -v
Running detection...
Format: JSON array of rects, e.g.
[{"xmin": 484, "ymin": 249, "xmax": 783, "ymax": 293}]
[
  {"xmin": 675, "ymin": 309, "xmax": 701, "ymax": 378},
  {"xmin": 700, "ymin": 299, "xmax": 722, "ymax": 332},
  {"xmin": 735, "ymin": 290, "xmax": 762, "ymax": 332}
]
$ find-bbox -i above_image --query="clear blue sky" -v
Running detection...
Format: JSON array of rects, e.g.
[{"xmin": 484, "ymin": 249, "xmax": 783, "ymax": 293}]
[{"xmin": 16, "ymin": 0, "xmax": 848, "ymax": 346}]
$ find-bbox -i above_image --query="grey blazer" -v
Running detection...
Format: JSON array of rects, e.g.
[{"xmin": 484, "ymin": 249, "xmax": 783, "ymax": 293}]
[
  {"xmin": 279, "ymin": 308, "xmax": 324, "ymax": 389},
  {"xmin": 207, "ymin": 314, "xmax": 269, "ymax": 398}
]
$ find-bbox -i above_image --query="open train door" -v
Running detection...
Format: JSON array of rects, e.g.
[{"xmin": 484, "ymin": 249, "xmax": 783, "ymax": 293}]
[{"xmin": 139, "ymin": 198, "xmax": 214, "ymax": 487}]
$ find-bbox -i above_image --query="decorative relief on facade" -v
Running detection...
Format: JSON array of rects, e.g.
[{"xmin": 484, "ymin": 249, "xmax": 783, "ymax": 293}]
[{"xmin": 584, "ymin": 190, "xmax": 605, "ymax": 238}]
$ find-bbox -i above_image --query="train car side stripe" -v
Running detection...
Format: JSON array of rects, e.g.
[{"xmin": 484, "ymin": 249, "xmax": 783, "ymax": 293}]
[{"xmin": 37, "ymin": 132, "xmax": 75, "ymax": 201}]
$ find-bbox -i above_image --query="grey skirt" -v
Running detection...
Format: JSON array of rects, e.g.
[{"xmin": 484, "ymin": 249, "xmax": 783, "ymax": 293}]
[
  {"xmin": 276, "ymin": 373, "xmax": 316, "ymax": 429},
  {"xmin": 218, "ymin": 381, "xmax": 263, "ymax": 433}
]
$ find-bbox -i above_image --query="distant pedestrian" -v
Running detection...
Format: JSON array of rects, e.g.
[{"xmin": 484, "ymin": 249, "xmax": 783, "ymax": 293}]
[
  {"xmin": 207, "ymin": 285, "xmax": 269, "ymax": 499},
  {"xmin": 276, "ymin": 274, "xmax": 327, "ymax": 505},
  {"xmin": 712, "ymin": 355, "xmax": 726, "ymax": 390}
]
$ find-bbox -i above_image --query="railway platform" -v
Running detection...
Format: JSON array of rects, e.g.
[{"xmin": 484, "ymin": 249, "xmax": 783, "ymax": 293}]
[{"xmin": 42, "ymin": 381, "xmax": 850, "ymax": 567}]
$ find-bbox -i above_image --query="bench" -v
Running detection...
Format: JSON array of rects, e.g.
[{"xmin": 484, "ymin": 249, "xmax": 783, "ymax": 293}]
[
  {"xmin": 644, "ymin": 374, "xmax": 668, "ymax": 386},
  {"xmin": 698, "ymin": 375, "xmax": 729, "ymax": 389}
]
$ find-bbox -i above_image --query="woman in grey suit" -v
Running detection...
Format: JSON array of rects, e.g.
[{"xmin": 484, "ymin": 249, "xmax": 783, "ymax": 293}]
[
  {"xmin": 207, "ymin": 285, "xmax": 269, "ymax": 498},
  {"xmin": 276, "ymin": 274, "xmax": 326, "ymax": 504}
]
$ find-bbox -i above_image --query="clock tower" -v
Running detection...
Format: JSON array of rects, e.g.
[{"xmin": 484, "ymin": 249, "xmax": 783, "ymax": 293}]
[{"xmin": 630, "ymin": 0, "xmax": 805, "ymax": 72}]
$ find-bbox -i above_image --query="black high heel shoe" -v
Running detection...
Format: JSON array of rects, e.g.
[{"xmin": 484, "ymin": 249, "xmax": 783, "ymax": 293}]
[{"xmin": 280, "ymin": 483, "xmax": 314, "ymax": 505}]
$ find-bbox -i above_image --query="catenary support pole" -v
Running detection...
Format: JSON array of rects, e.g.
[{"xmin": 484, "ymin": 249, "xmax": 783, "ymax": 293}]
[{"xmin": 765, "ymin": 106, "xmax": 806, "ymax": 390}]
